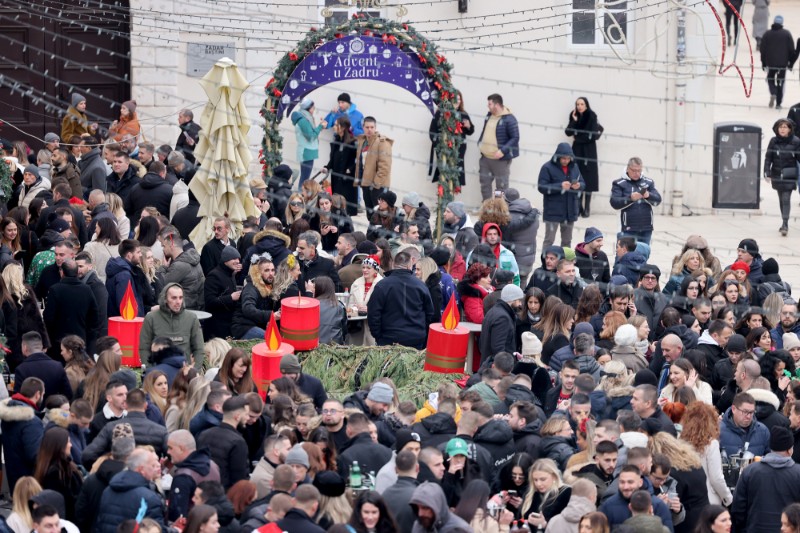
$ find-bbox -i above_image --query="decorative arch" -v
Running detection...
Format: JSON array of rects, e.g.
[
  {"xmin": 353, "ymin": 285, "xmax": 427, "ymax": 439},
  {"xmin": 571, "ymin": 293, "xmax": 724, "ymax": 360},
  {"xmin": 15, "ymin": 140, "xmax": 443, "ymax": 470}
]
[{"xmin": 260, "ymin": 16, "xmax": 464, "ymax": 234}]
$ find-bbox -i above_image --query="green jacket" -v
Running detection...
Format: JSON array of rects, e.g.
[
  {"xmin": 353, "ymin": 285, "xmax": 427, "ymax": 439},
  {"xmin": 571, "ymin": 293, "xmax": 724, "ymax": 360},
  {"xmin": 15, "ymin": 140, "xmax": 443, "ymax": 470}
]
[
  {"xmin": 139, "ymin": 283, "xmax": 204, "ymax": 369},
  {"xmin": 468, "ymin": 381, "xmax": 505, "ymax": 412},
  {"xmin": 291, "ymin": 109, "xmax": 323, "ymax": 163}
]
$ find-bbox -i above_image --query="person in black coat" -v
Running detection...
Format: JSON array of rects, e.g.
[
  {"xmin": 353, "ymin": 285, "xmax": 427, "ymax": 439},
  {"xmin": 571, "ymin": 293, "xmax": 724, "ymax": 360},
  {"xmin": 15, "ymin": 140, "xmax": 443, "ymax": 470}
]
[
  {"xmin": 197, "ymin": 395, "xmax": 251, "ymax": 489},
  {"xmin": 297, "ymin": 231, "xmax": 341, "ymax": 290},
  {"xmin": 537, "ymin": 142, "xmax": 585, "ymax": 250},
  {"xmin": 43, "ymin": 260, "xmax": 99, "ymax": 364},
  {"xmin": 76, "ymin": 257, "xmax": 109, "ymax": 346},
  {"xmin": 323, "ymin": 117, "xmax": 358, "ymax": 216},
  {"xmin": 171, "ymin": 189, "xmax": 202, "ymax": 240},
  {"xmin": 204, "ymin": 247, "xmax": 241, "ymax": 339},
  {"xmin": 367, "ymin": 252, "xmax": 433, "ymax": 350},
  {"xmin": 264, "ymin": 164, "xmax": 293, "ymax": 224},
  {"xmin": 761, "ymin": 16, "xmax": 795, "ymax": 109},
  {"xmin": 74, "ymin": 449, "xmax": 129, "ymax": 532},
  {"xmin": 764, "ymin": 117, "xmax": 800, "ymax": 235},
  {"xmin": 125, "ymin": 165, "xmax": 174, "ymax": 229},
  {"xmin": 336, "ymin": 413, "xmax": 393, "ymax": 479},
  {"xmin": 429, "ymin": 90, "xmax": 475, "ymax": 186},
  {"xmin": 565, "ymin": 96, "xmax": 602, "ymax": 217},
  {"xmin": 480, "ymin": 286, "xmax": 524, "ymax": 363},
  {"xmin": 275, "ymin": 492, "xmax": 327, "ymax": 533},
  {"xmin": 35, "ymin": 183, "xmax": 89, "ymax": 245},
  {"xmin": 307, "ymin": 193, "xmax": 353, "ymax": 254},
  {"xmin": 240, "ymin": 224, "xmax": 291, "ymax": 284},
  {"xmin": 412, "ymin": 412, "xmax": 457, "ymax": 449},
  {"xmin": 0, "ymin": 381, "xmax": 44, "ymax": 492},
  {"xmin": 177, "ymin": 110, "xmax": 201, "ymax": 163},
  {"xmin": 1, "ymin": 270, "xmax": 49, "ymax": 371},
  {"xmin": 200, "ymin": 220, "xmax": 238, "ymax": 276},
  {"xmin": 14, "ymin": 333, "xmax": 73, "ymax": 400}
]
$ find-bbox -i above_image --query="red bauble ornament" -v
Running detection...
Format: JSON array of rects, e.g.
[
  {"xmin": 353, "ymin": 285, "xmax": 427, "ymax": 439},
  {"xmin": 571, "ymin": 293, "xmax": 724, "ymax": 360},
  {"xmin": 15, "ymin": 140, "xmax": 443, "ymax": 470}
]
[{"xmin": 288, "ymin": 52, "xmax": 298, "ymax": 61}]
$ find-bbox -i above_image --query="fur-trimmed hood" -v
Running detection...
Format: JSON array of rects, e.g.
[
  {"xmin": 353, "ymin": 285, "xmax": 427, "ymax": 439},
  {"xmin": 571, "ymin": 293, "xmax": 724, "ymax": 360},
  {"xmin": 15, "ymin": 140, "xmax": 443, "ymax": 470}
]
[
  {"xmin": 749, "ymin": 387, "xmax": 780, "ymax": 410},
  {"xmin": 607, "ymin": 384, "xmax": 635, "ymax": 399},
  {"xmin": 45, "ymin": 407, "xmax": 70, "ymax": 428},
  {"xmin": 253, "ymin": 228, "xmax": 290, "ymax": 247},
  {"xmin": 0, "ymin": 398, "xmax": 37, "ymax": 422}
]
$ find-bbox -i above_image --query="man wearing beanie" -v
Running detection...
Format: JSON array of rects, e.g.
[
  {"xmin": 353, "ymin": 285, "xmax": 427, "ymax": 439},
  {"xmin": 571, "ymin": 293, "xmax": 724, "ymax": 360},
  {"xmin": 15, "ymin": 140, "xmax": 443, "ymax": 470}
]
[
  {"xmin": 366, "ymin": 189, "xmax": 402, "ymax": 242},
  {"xmin": 732, "ymin": 426, "xmax": 800, "ymax": 532},
  {"xmin": 574, "ymin": 226, "xmax": 611, "ymax": 285},
  {"xmin": 634, "ymin": 264, "xmax": 667, "ymax": 340},
  {"xmin": 284, "ymin": 444, "xmax": 311, "ymax": 484},
  {"xmin": 203, "ymin": 245, "xmax": 242, "ymax": 339},
  {"xmin": 12, "ymin": 165, "xmax": 49, "ymax": 211},
  {"xmin": 374, "ymin": 428, "xmax": 422, "ymax": 492},
  {"xmin": 442, "ymin": 201, "xmax": 479, "ymax": 258},
  {"xmin": 480, "ymin": 284, "xmax": 525, "ymax": 362},
  {"xmin": 344, "ymin": 382, "xmax": 397, "ymax": 447},
  {"xmin": 278, "ymin": 353, "xmax": 327, "ymax": 410},
  {"xmin": 711, "ymin": 333, "xmax": 747, "ymax": 391},
  {"xmin": 354, "ymin": 116, "xmax": 393, "ymax": 215},
  {"xmin": 755, "ymin": 257, "xmax": 791, "ymax": 304},
  {"xmin": 401, "ymin": 191, "xmax": 433, "ymax": 243},
  {"xmin": 323, "ymin": 92, "xmax": 365, "ymax": 136},
  {"xmin": 729, "ymin": 238, "xmax": 765, "ymax": 284}
]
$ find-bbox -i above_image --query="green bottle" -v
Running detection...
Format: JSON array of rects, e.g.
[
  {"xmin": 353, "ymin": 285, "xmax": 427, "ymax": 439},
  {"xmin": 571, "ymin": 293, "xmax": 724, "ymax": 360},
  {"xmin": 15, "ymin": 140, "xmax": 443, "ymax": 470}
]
[{"xmin": 350, "ymin": 461, "xmax": 362, "ymax": 488}]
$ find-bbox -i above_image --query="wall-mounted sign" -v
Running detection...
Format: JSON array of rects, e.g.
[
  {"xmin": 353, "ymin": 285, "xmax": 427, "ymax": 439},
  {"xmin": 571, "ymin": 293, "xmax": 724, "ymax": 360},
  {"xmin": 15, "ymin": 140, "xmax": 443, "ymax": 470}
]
[{"xmin": 187, "ymin": 42, "xmax": 236, "ymax": 77}]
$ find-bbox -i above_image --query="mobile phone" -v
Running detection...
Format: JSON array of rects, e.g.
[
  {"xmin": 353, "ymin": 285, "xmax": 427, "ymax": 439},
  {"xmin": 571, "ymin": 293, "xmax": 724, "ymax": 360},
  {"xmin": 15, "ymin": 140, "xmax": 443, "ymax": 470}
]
[{"xmin": 507, "ymin": 490, "xmax": 517, "ymax": 496}]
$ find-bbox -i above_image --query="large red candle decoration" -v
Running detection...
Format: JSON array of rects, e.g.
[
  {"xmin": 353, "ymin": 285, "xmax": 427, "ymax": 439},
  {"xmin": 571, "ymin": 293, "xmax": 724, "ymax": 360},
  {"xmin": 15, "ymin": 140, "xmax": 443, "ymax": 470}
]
[
  {"xmin": 424, "ymin": 294, "xmax": 469, "ymax": 374},
  {"xmin": 280, "ymin": 296, "xmax": 320, "ymax": 351},
  {"xmin": 109, "ymin": 281, "xmax": 144, "ymax": 367},
  {"xmin": 252, "ymin": 313, "xmax": 294, "ymax": 392}
]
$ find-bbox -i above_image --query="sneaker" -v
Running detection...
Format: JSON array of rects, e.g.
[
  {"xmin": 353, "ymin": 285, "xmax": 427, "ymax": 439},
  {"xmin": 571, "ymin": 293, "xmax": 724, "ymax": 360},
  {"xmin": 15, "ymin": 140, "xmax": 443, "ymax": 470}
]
[{"xmin": 770, "ymin": 95, "xmax": 776, "ymax": 108}]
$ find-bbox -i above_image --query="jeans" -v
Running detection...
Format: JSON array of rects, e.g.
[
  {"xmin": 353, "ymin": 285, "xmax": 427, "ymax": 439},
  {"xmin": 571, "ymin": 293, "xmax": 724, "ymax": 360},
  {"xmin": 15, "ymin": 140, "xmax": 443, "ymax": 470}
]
[
  {"xmin": 297, "ymin": 160, "xmax": 314, "ymax": 189},
  {"xmin": 779, "ymin": 190, "xmax": 793, "ymax": 222},
  {"xmin": 242, "ymin": 327, "xmax": 266, "ymax": 340},
  {"xmin": 478, "ymin": 156, "xmax": 511, "ymax": 200},
  {"xmin": 543, "ymin": 221, "xmax": 574, "ymax": 250},
  {"xmin": 618, "ymin": 230, "xmax": 653, "ymax": 245}
]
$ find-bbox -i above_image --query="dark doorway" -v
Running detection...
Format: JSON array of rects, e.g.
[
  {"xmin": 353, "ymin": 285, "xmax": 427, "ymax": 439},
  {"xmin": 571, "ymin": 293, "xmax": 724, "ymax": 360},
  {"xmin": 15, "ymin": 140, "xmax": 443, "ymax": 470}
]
[{"xmin": 0, "ymin": 0, "xmax": 131, "ymax": 148}]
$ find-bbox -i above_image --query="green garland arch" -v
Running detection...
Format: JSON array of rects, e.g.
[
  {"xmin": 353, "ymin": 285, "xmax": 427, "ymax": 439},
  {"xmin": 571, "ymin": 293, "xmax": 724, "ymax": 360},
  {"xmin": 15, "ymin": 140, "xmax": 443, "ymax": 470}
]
[{"xmin": 259, "ymin": 15, "xmax": 465, "ymax": 237}]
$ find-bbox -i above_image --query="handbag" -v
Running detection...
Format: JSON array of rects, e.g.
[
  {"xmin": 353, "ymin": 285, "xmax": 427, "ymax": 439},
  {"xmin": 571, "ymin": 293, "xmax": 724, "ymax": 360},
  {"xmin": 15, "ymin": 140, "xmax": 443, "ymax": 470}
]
[{"xmin": 781, "ymin": 166, "xmax": 798, "ymax": 180}]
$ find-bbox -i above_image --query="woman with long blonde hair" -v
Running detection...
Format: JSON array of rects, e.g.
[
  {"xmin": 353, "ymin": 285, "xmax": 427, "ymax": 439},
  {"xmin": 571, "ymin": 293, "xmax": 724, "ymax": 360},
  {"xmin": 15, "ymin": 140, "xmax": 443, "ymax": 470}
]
[
  {"xmin": 663, "ymin": 248, "xmax": 705, "ymax": 295},
  {"xmin": 680, "ymin": 402, "xmax": 732, "ymax": 506},
  {"xmin": 648, "ymin": 432, "xmax": 709, "ymax": 531},
  {"xmin": 165, "ymin": 367, "xmax": 199, "ymax": 432},
  {"xmin": 80, "ymin": 348, "xmax": 122, "ymax": 411},
  {"xmin": 177, "ymin": 377, "xmax": 211, "ymax": 430},
  {"xmin": 519, "ymin": 458, "xmax": 571, "ymax": 529},
  {"xmin": 105, "ymin": 192, "xmax": 131, "ymax": 239},
  {"xmin": 285, "ymin": 193, "xmax": 307, "ymax": 226},
  {"xmin": 203, "ymin": 337, "xmax": 231, "ymax": 381},
  {"xmin": 6, "ymin": 476, "xmax": 42, "ymax": 533},
  {"xmin": 1, "ymin": 261, "xmax": 48, "ymax": 370},
  {"xmin": 143, "ymin": 370, "xmax": 169, "ymax": 416}
]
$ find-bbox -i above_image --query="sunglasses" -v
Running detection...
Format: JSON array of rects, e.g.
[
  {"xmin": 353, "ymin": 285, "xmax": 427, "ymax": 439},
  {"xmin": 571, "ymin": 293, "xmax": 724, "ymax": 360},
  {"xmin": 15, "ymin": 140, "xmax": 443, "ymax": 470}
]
[{"xmin": 290, "ymin": 201, "xmax": 303, "ymax": 207}]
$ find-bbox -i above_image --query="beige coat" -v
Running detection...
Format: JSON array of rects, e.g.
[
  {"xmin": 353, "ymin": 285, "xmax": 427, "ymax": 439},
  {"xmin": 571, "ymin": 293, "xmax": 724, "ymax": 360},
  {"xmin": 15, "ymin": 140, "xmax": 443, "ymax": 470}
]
[
  {"xmin": 84, "ymin": 240, "xmax": 120, "ymax": 283},
  {"xmin": 354, "ymin": 133, "xmax": 393, "ymax": 189},
  {"xmin": 250, "ymin": 456, "xmax": 276, "ymax": 499},
  {"xmin": 349, "ymin": 274, "xmax": 383, "ymax": 346}
]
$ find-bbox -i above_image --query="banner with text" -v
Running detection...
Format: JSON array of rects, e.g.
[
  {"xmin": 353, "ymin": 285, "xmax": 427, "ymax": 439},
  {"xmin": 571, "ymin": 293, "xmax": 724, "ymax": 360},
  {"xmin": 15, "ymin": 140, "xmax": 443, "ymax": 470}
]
[{"xmin": 277, "ymin": 35, "xmax": 435, "ymax": 118}]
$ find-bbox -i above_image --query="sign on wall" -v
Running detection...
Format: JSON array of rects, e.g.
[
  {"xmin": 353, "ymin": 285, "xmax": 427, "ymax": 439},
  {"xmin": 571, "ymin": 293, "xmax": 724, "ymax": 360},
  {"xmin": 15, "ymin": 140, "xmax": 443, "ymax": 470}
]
[
  {"xmin": 187, "ymin": 42, "xmax": 236, "ymax": 77},
  {"xmin": 276, "ymin": 35, "xmax": 434, "ymax": 118}
]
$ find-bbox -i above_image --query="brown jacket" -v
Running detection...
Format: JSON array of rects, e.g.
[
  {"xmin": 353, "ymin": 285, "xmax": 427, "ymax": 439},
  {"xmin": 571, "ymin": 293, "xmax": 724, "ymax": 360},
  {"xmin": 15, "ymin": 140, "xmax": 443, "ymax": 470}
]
[
  {"xmin": 52, "ymin": 161, "xmax": 83, "ymax": 199},
  {"xmin": 61, "ymin": 106, "xmax": 91, "ymax": 141},
  {"xmin": 108, "ymin": 114, "xmax": 141, "ymax": 142},
  {"xmin": 354, "ymin": 133, "xmax": 393, "ymax": 189}
]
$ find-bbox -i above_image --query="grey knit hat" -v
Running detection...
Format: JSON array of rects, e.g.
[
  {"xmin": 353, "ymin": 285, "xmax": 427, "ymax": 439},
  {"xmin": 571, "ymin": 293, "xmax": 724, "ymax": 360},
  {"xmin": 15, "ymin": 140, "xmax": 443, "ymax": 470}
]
[
  {"xmin": 71, "ymin": 93, "xmax": 86, "ymax": 107},
  {"xmin": 285, "ymin": 444, "xmax": 310, "ymax": 469}
]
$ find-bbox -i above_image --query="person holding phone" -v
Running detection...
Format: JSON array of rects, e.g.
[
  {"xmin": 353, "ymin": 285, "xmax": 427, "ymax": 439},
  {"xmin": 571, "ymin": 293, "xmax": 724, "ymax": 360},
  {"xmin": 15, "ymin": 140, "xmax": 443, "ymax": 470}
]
[
  {"xmin": 565, "ymin": 97, "xmax": 602, "ymax": 218},
  {"xmin": 764, "ymin": 117, "xmax": 800, "ymax": 236},
  {"xmin": 518, "ymin": 458, "xmax": 572, "ymax": 528},
  {"xmin": 537, "ymin": 142, "xmax": 585, "ymax": 251}
]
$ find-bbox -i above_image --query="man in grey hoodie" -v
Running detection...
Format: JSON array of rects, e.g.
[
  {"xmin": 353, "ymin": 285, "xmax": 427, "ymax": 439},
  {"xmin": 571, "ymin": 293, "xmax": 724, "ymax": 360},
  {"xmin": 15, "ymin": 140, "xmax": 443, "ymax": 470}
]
[{"xmin": 409, "ymin": 481, "xmax": 472, "ymax": 533}]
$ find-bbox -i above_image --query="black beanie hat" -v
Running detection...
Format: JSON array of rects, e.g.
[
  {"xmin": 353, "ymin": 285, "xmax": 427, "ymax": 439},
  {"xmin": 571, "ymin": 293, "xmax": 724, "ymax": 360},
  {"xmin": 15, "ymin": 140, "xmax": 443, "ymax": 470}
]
[
  {"xmin": 770, "ymin": 426, "xmax": 794, "ymax": 452},
  {"xmin": 762, "ymin": 257, "xmax": 779, "ymax": 276},
  {"xmin": 377, "ymin": 190, "xmax": 397, "ymax": 208},
  {"xmin": 633, "ymin": 369, "xmax": 658, "ymax": 387}
]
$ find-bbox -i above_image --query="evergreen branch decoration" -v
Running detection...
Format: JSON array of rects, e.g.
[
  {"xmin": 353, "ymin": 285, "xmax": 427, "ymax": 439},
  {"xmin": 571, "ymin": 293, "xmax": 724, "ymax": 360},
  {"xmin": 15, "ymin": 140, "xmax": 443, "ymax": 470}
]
[
  {"xmin": 0, "ymin": 159, "xmax": 12, "ymax": 203},
  {"xmin": 259, "ymin": 16, "xmax": 463, "ymax": 238}
]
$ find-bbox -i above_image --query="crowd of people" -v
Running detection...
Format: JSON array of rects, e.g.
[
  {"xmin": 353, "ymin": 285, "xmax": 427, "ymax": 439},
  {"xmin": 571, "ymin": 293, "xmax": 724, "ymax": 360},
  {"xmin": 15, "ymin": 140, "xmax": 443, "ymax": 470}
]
[{"xmin": 3, "ymin": 85, "xmax": 800, "ymax": 533}]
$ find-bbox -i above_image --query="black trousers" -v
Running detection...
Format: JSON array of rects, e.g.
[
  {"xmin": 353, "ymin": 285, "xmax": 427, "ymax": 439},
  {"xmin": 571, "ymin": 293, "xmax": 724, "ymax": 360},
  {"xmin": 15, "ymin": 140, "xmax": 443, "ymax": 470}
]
[
  {"xmin": 767, "ymin": 68, "xmax": 787, "ymax": 105},
  {"xmin": 779, "ymin": 189, "xmax": 793, "ymax": 222}
]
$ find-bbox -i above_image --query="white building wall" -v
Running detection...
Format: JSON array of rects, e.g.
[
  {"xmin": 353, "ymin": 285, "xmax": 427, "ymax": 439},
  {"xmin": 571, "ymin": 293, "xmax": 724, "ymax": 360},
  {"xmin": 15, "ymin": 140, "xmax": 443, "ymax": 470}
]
[{"xmin": 130, "ymin": 0, "xmax": 721, "ymax": 218}]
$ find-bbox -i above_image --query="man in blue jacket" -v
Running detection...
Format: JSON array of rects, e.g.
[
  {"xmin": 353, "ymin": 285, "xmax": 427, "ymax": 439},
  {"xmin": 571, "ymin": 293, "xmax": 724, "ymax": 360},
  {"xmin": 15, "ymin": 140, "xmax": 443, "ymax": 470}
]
[
  {"xmin": 0, "ymin": 376, "xmax": 44, "ymax": 492},
  {"xmin": 600, "ymin": 465, "xmax": 674, "ymax": 531},
  {"xmin": 610, "ymin": 157, "xmax": 662, "ymax": 245},
  {"xmin": 720, "ymin": 391, "xmax": 771, "ymax": 456},
  {"xmin": 478, "ymin": 93, "xmax": 519, "ymax": 200},
  {"xmin": 538, "ymin": 142, "xmax": 585, "ymax": 250}
]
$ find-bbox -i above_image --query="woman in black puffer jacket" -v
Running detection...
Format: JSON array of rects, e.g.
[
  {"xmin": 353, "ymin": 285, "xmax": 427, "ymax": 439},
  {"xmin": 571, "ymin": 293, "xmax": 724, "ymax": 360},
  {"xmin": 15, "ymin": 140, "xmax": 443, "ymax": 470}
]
[{"xmin": 764, "ymin": 117, "xmax": 800, "ymax": 236}]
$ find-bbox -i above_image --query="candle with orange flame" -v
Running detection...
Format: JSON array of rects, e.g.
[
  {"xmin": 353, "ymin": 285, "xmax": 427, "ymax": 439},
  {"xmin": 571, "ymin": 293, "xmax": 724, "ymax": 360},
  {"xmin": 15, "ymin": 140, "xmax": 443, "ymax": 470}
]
[
  {"xmin": 108, "ymin": 281, "xmax": 145, "ymax": 367},
  {"xmin": 424, "ymin": 294, "xmax": 469, "ymax": 373},
  {"xmin": 252, "ymin": 313, "xmax": 295, "ymax": 393}
]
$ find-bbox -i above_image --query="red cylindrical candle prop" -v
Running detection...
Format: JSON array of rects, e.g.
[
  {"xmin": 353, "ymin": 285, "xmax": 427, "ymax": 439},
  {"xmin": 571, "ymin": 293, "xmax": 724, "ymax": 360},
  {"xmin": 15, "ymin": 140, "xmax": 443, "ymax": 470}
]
[
  {"xmin": 424, "ymin": 294, "xmax": 469, "ymax": 374},
  {"xmin": 110, "ymin": 317, "xmax": 144, "ymax": 367},
  {"xmin": 425, "ymin": 323, "xmax": 469, "ymax": 373},
  {"xmin": 280, "ymin": 296, "xmax": 320, "ymax": 351},
  {"xmin": 251, "ymin": 342, "xmax": 294, "ymax": 393}
]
